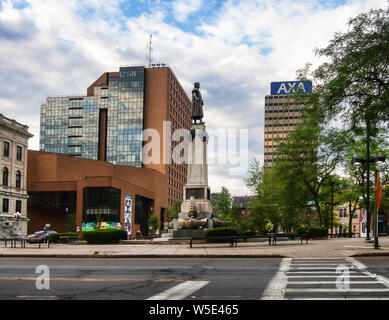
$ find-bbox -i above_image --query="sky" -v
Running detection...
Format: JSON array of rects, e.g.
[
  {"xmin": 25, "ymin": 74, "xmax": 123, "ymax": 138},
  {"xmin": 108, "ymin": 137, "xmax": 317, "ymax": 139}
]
[{"xmin": 0, "ymin": 0, "xmax": 387, "ymax": 196}]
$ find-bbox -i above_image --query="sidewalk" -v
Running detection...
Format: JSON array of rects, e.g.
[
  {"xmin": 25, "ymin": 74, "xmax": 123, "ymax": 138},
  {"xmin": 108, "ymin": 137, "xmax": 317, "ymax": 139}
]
[{"xmin": 0, "ymin": 237, "xmax": 389, "ymax": 258}]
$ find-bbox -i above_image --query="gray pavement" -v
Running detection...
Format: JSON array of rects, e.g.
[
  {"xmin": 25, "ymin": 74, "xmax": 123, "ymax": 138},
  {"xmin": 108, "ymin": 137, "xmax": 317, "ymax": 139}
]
[{"xmin": 1, "ymin": 236, "xmax": 389, "ymax": 258}]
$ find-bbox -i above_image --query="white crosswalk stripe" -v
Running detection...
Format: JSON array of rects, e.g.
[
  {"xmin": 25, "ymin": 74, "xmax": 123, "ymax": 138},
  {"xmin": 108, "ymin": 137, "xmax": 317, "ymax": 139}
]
[
  {"xmin": 146, "ymin": 281, "xmax": 209, "ymax": 300},
  {"xmin": 261, "ymin": 258, "xmax": 389, "ymax": 300}
]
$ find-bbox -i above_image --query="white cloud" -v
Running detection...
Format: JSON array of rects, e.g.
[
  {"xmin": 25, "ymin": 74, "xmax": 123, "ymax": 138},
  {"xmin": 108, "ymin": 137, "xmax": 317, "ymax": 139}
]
[
  {"xmin": 172, "ymin": 0, "xmax": 204, "ymax": 23},
  {"xmin": 0, "ymin": 0, "xmax": 387, "ymax": 196}
]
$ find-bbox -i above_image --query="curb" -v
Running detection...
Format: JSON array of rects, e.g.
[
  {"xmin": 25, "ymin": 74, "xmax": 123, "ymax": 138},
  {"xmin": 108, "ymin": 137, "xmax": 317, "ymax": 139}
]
[
  {"xmin": 0, "ymin": 254, "xmax": 286, "ymax": 259},
  {"xmin": 351, "ymin": 252, "xmax": 389, "ymax": 257}
]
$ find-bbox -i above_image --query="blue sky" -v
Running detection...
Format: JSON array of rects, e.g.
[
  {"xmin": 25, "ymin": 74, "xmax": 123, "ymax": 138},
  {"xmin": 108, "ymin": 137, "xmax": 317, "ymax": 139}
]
[{"xmin": 0, "ymin": 0, "xmax": 386, "ymax": 195}]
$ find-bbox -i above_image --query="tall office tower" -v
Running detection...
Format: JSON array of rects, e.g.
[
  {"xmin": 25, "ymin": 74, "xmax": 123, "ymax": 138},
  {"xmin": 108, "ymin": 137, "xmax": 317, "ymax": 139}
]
[
  {"xmin": 40, "ymin": 66, "xmax": 191, "ymax": 205},
  {"xmin": 264, "ymin": 81, "xmax": 312, "ymax": 167}
]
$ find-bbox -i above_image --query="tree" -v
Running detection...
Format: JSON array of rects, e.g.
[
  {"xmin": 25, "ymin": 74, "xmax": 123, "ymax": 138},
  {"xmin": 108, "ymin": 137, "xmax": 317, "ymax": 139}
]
[
  {"xmin": 210, "ymin": 187, "xmax": 234, "ymax": 221},
  {"xmin": 306, "ymin": 7, "xmax": 389, "ymax": 130},
  {"xmin": 167, "ymin": 200, "xmax": 182, "ymax": 222},
  {"xmin": 343, "ymin": 129, "xmax": 389, "ymax": 234},
  {"xmin": 65, "ymin": 213, "xmax": 77, "ymax": 232},
  {"xmin": 149, "ymin": 214, "xmax": 158, "ymax": 232},
  {"xmin": 244, "ymin": 158, "xmax": 263, "ymax": 195},
  {"xmin": 274, "ymin": 107, "xmax": 350, "ymax": 226}
]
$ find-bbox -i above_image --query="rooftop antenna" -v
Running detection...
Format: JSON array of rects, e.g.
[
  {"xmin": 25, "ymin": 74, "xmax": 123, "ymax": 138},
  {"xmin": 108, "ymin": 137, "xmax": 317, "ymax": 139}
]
[{"xmin": 147, "ymin": 34, "xmax": 153, "ymax": 68}]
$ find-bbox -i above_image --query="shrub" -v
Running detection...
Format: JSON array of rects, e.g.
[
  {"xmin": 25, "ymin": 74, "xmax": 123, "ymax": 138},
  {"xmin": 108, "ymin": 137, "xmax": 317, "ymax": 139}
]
[
  {"xmin": 149, "ymin": 214, "xmax": 159, "ymax": 231},
  {"xmin": 83, "ymin": 229, "xmax": 127, "ymax": 244},
  {"xmin": 204, "ymin": 227, "xmax": 238, "ymax": 237},
  {"xmin": 237, "ymin": 230, "xmax": 256, "ymax": 237},
  {"xmin": 49, "ymin": 232, "xmax": 79, "ymax": 243},
  {"xmin": 296, "ymin": 226, "xmax": 328, "ymax": 239}
]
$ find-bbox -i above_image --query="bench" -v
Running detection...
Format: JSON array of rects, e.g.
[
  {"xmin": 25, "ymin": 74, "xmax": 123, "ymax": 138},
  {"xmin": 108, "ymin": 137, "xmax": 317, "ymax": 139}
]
[
  {"xmin": 231, "ymin": 235, "xmax": 268, "ymax": 247},
  {"xmin": 189, "ymin": 236, "xmax": 235, "ymax": 248},
  {"xmin": 267, "ymin": 233, "xmax": 308, "ymax": 246},
  {"xmin": 0, "ymin": 238, "xmax": 27, "ymax": 248}
]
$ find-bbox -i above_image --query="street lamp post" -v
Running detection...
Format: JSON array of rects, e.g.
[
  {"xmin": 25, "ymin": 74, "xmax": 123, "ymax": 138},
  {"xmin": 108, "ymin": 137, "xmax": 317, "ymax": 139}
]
[{"xmin": 353, "ymin": 155, "xmax": 385, "ymax": 247}]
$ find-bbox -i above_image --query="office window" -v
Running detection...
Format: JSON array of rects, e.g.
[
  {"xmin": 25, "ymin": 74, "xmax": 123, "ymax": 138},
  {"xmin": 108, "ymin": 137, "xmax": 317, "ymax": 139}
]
[
  {"xmin": 16, "ymin": 171, "xmax": 21, "ymax": 188},
  {"xmin": 16, "ymin": 146, "xmax": 22, "ymax": 161},
  {"xmin": 3, "ymin": 141, "xmax": 9, "ymax": 157},
  {"xmin": 2, "ymin": 167, "xmax": 8, "ymax": 186},
  {"xmin": 2, "ymin": 198, "xmax": 9, "ymax": 213},
  {"xmin": 16, "ymin": 200, "xmax": 22, "ymax": 213}
]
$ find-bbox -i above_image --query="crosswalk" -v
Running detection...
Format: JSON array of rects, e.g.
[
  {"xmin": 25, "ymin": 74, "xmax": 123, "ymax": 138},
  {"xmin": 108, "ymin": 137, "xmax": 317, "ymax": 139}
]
[{"xmin": 262, "ymin": 257, "xmax": 389, "ymax": 300}]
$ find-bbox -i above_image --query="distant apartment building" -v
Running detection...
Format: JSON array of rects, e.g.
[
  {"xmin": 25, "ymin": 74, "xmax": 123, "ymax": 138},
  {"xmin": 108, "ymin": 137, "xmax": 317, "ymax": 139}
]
[
  {"xmin": 0, "ymin": 113, "xmax": 33, "ymax": 236},
  {"xmin": 264, "ymin": 81, "xmax": 312, "ymax": 167},
  {"xmin": 336, "ymin": 204, "xmax": 388, "ymax": 237},
  {"xmin": 40, "ymin": 65, "xmax": 191, "ymax": 206}
]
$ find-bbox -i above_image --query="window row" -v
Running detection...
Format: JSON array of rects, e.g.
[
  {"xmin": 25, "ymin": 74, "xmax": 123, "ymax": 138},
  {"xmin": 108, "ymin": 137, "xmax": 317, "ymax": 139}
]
[
  {"xmin": 3, "ymin": 141, "xmax": 23, "ymax": 161},
  {"xmin": 2, "ymin": 168, "xmax": 22, "ymax": 188},
  {"xmin": 1, "ymin": 198, "xmax": 22, "ymax": 213}
]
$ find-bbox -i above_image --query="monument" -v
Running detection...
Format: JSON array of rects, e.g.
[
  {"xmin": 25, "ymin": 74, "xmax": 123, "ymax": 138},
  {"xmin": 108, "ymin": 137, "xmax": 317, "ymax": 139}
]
[{"xmin": 172, "ymin": 82, "xmax": 229, "ymax": 238}]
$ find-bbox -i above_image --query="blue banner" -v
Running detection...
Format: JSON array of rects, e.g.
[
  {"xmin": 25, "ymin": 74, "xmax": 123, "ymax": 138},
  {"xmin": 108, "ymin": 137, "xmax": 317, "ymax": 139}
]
[{"xmin": 270, "ymin": 81, "xmax": 312, "ymax": 95}]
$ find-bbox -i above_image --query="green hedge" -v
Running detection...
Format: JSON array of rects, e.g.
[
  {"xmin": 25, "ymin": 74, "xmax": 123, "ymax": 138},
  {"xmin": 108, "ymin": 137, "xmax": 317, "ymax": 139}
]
[
  {"xmin": 204, "ymin": 227, "xmax": 238, "ymax": 237},
  {"xmin": 296, "ymin": 226, "xmax": 328, "ymax": 238},
  {"xmin": 49, "ymin": 232, "xmax": 79, "ymax": 243},
  {"xmin": 237, "ymin": 231, "xmax": 256, "ymax": 237},
  {"xmin": 83, "ymin": 229, "xmax": 127, "ymax": 244}
]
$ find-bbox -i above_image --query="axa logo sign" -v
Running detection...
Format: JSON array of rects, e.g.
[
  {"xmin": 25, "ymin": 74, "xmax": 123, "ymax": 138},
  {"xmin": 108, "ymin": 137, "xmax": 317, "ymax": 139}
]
[{"xmin": 270, "ymin": 81, "xmax": 312, "ymax": 95}]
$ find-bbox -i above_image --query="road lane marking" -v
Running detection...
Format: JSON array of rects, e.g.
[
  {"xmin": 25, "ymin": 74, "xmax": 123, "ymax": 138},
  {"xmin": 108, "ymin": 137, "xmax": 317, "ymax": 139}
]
[
  {"xmin": 17, "ymin": 296, "xmax": 57, "ymax": 300},
  {"xmin": 290, "ymin": 264, "xmax": 352, "ymax": 266},
  {"xmin": 287, "ymin": 281, "xmax": 383, "ymax": 284},
  {"xmin": 289, "ymin": 297, "xmax": 389, "ymax": 300},
  {"xmin": 287, "ymin": 275, "xmax": 371, "ymax": 278},
  {"xmin": 260, "ymin": 258, "xmax": 292, "ymax": 300},
  {"xmin": 0, "ymin": 277, "xmax": 186, "ymax": 282},
  {"xmin": 146, "ymin": 281, "xmax": 209, "ymax": 300},
  {"xmin": 286, "ymin": 288, "xmax": 389, "ymax": 293}
]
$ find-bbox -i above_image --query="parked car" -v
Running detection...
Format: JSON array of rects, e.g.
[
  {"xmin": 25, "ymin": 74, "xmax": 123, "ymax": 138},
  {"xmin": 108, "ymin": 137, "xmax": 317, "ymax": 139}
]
[{"xmin": 26, "ymin": 230, "xmax": 57, "ymax": 243}]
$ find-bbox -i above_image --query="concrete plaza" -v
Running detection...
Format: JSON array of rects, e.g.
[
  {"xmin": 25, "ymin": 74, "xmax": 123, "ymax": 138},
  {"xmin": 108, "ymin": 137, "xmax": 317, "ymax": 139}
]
[{"xmin": 1, "ymin": 237, "xmax": 389, "ymax": 259}]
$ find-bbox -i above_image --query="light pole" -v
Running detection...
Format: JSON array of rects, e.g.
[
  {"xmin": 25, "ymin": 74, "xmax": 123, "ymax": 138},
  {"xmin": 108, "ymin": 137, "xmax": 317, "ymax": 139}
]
[{"xmin": 353, "ymin": 155, "xmax": 385, "ymax": 246}]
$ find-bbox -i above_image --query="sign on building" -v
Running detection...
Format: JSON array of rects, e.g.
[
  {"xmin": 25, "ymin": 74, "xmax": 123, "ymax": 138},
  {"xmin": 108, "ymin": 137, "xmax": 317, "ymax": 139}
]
[
  {"xmin": 124, "ymin": 195, "xmax": 133, "ymax": 236},
  {"xmin": 270, "ymin": 81, "xmax": 312, "ymax": 95}
]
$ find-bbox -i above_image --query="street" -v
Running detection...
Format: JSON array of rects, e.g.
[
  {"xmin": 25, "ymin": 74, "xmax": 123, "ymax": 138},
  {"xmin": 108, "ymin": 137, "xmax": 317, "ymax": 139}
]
[{"xmin": 0, "ymin": 257, "xmax": 388, "ymax": 300}]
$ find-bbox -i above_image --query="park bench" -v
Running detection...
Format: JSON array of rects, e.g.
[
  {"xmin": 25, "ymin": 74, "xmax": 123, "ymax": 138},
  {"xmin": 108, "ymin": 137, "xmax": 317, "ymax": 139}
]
[
  {"xmin": 189, "ymin": 236, "xmax": 235, "ymax": 248},
  {"xmin": 0, "ymin": 237, "xmax": 26, "ymax": 248},
  {"xmin": 267, "ymin": 233, "xmax": 308, "ymax": 246},
  {"xmin": 231, "ymin": 235, "xmax": 268, "ymax": 247}
]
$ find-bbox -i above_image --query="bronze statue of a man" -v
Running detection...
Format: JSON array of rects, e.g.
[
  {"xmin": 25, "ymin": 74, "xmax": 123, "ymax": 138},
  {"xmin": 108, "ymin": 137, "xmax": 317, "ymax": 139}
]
[{"xmin": 191, "ymin": 82, "xmax": 204, "ymax": 123}]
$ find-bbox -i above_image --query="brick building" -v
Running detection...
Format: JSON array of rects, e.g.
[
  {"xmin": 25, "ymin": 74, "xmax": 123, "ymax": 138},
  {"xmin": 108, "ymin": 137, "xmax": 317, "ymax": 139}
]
[
  {"xmin": 40, "ymin": 65, "xmax": 191, "ymax": 206},
  {"xmin": 27, "ymin": 150, "xmax": 167, "ymax": 238}
]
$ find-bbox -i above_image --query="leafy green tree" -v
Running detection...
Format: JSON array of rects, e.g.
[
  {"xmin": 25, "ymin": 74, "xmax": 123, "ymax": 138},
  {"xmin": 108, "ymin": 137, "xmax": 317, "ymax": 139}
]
[
  {"xmin": 65, "ymin": 212, "xmax": 77, "ymax": 232},
  {"xmin": 274, "ymin": 107, "xmax": 350, "ymax": 226},
  {"xmin": 167, "ymin": 200, "xmax": 182, "ymax": 222},
  {"xmin": 342, "ymin": 129, "xmax": 389, "ymax": 234},
  {"xmin": 149, "ymin": 214, "xmax": 158, "ymax": 232},
  {"xmin": 319, "ymin": 175, "xmax": 346, "ymax": 232},
  {"xmin": 211, "ymin": 187, "xmax": 234, "ymax": 221},
  {"xmin": 303, "ymin": 7, "xmax": 389, "ymax": 130}
]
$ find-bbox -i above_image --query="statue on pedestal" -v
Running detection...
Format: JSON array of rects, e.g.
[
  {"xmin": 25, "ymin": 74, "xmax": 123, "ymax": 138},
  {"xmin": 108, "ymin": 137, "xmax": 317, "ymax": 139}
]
[
  {"xmin": 171, "ymin": 81, "xmax": 230, "ymax": 237},
  {"xmin": 191, "ymin": 82, "xmax": 204, "ymax": 123}
]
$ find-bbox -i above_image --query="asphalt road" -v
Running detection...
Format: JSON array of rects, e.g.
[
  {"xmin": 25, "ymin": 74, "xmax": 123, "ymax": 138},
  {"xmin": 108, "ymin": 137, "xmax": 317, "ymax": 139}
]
[
  {"xmin": 0, "ymin": 257, "xmax": 388, "ymax": 301},
  {"xmin": 0, "ymin": 257, "xmax": 281, "ymax": 300}
]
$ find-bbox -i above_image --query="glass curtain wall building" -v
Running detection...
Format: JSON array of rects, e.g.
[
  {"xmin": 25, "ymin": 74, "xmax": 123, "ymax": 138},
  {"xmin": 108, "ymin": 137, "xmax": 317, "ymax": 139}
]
[{"xmin": 40, "ymin": 66, "xmax": 145, "ymax": 167}]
